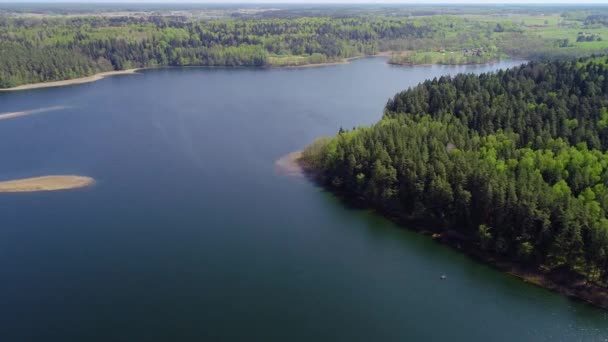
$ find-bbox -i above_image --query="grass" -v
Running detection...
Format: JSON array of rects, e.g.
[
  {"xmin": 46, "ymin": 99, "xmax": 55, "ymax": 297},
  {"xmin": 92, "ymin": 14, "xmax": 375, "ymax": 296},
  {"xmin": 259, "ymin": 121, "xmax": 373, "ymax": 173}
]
[
  {"xmin": 531, "ymin": 25, "xmax": 608, "ymax": 50},
  {"xmin": 140, "ymin": 14, "xmax": 608, "ymax": 63},
  {"xmin": 267, "ymin": 55, "xmax": 310, "ymax": 66},
  {"xmin": 267, "ymin": 54, "xmax": 339, "ymax": 67}
]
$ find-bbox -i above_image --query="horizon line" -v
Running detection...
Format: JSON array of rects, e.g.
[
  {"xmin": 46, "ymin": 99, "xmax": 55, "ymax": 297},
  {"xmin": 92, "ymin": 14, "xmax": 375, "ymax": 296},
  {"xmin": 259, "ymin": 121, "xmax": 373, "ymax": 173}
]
[{"xmin": 2, "ymin": 1, "xmax": 608, "ymax": 4}]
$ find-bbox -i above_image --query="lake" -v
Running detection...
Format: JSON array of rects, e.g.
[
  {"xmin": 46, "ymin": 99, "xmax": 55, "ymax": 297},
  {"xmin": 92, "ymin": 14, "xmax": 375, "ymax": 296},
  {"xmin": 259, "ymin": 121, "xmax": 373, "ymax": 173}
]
[{"xmin": 0, "ymin": 57, "xmax": 606, "ymax": 341}]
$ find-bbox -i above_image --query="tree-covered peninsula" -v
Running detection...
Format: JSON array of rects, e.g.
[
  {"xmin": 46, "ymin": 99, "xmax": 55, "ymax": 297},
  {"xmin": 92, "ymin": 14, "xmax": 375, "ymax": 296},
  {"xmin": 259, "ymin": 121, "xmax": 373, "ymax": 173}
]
[{"xmin": 302, "ymin": 56, "xmax": 608, "ymax": 307}]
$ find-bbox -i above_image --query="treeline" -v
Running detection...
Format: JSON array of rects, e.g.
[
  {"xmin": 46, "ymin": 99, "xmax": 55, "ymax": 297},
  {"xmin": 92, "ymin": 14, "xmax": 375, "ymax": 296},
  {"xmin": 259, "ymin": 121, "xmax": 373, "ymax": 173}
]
[
  {"xmin": 0, "ymin": 41, "xmax": 109, "ymax": 87},
  {"xmin": 585, "ymin": 14, "xmax": 608, "ymax": 27},
  {"xmin": 2, "ymin": 13, "xmax": 606, "ymax": 88},
  {"xmin": 577, "ymin": 32, "xmax": 602, "ymax": 42},
  {"xmin": 0, "ymin": 16, "xmax": 439, "ymax": 87},
  {"xmin": 304, "ymin": 56, "xmax": 608, "ymax": 283}
]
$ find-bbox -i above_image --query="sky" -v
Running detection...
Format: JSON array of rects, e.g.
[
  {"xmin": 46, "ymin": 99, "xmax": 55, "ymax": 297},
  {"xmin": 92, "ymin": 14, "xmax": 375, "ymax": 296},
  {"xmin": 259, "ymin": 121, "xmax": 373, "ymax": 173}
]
[{"xmin": 1, "ymin": 0, "xmax": 608, "ymax": 4}]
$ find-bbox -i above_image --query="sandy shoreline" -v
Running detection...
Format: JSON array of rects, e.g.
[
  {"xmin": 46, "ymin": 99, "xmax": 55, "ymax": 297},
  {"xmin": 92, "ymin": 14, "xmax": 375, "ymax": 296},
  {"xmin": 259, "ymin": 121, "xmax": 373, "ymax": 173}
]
[
  {"xmin": 275, "ymin": 51, "xmax": 395, "ymax": 69},
  {"xmin": 275, "ymin": 151, "xmax": 304, "ymax": 176},
  {"xmin": 0, "ymin": 175, "xmax": 95, "ymax": 192},
  {"xmin": 0, "ymin": 52, "xmax": 505, "ymax": 91},
  {"xmin": 0, "ymin": 69, "xmax": 140, "ymax": 92},
  {"xmin": 0, "ymin": 55, "xmax": 381, "ymax": 91}
]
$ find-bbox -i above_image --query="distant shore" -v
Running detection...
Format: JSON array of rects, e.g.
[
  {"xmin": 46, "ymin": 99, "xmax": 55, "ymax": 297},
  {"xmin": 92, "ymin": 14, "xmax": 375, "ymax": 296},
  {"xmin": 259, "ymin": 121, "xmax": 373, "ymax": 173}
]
[
  {"xmin": 279, "ymin": 149, "xmax": 608, "ymax": 310},
  {"xmin": 0, "ymin": 175, "xmax": 94, "ymax": 192},
  {"xmin": 0, "ymin": 69, "xmax": 140, "ymax": 92},
  {"xmin": 0, "ymin": 53, "xmax": 514, "ymax": 92},
  {"xmin": 0, "ymin": 55, "xmax": 382, "ymax": 91}
]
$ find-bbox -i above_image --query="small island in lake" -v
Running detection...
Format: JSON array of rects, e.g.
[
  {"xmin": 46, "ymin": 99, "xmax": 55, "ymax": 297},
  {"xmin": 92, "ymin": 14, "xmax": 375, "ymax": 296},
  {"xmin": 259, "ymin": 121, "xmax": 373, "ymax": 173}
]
[{"xmin": 0, "ymin": 175, "xmax": 95, "ymax": 192}]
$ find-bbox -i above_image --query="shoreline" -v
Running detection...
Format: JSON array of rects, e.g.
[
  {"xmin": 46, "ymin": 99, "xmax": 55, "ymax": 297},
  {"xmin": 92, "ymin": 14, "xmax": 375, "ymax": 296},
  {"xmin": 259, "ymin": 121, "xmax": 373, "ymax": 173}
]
[
  {"xmin": 0, "ymin": 175, "xmax": 95, "ymax": 192},
  {"xmin": 387, "ymin": 58, "xmax": 502, "ymax": 67},
  {"xmin": 279, "ymin": 149, "xmax": 608, "ymax": 310},
  {"xmin": 0, "ymin": 53, "xmax": 519, "ymax": 91},
  {"xmin": 0, "ymin": 69, "xmax": 140, "ymax": 92},
  {"xmin": 275, "ymin": 151, "xmax": 305, "ymax": 176},
  {"xmin": 0, "ymin": 56, "xmax": 373, "ymax": 92},
  {"xmin": 273, "ymin": 51, "xmax": 395, "ymax": 69}
]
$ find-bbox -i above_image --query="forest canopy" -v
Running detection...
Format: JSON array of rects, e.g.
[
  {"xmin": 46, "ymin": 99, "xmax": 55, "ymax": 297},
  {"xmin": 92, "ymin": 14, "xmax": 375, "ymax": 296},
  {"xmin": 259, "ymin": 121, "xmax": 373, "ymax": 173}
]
[
  {"xmin": 2, "ymin": 11, "xmax": 608, "ymax": 88},
  {"xmin": 303, "ymin": 56, "xmax": 608, "ymax": 284}
]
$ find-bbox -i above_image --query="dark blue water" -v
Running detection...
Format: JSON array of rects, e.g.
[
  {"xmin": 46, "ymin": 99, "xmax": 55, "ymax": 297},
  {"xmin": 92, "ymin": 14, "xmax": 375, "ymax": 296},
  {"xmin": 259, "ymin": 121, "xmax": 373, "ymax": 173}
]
[{"xmin": 0, "ymin": 58, "xmax": 606, "ymax": 341}]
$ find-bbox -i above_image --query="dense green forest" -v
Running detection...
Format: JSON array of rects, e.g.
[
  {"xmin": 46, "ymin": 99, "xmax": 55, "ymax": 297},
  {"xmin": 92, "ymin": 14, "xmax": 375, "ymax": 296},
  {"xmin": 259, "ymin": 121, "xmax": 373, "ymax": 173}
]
[
  {"xmin": 303, "ymin": 56, "xmax": 608, "ymax": 284},
  {"xmin": 0, "ymin": 15, "xmax": 436, "ymax": 87},
  {"xmin": 2, "ymin": 8, "xmax": 608, "ymax": 88}
]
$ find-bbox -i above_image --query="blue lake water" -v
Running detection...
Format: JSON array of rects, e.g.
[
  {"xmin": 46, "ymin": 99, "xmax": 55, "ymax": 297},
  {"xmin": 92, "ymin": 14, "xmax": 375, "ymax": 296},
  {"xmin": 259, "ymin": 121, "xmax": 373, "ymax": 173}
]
[{"xmin": 0, "ymin": 58, "xmax": 607, "ymax": 341}]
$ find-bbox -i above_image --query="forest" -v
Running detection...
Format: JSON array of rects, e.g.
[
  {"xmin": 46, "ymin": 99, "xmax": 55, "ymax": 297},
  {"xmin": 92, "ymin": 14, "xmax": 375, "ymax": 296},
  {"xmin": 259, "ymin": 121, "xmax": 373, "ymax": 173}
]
[
  {"xmin": 2, "ymin": 9, "xmax": 608, "ymax": 88},
  {"xmin": 0, "ymin": 15, "xmax": 436, "ymax": 87},
  {"xmin": 303, "ymin": 56, "xmax": 608, "ymax": 285}
]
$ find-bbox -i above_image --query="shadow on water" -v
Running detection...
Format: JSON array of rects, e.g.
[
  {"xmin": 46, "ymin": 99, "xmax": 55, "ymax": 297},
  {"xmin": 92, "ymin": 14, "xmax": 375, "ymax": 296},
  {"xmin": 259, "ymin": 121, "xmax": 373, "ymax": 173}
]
[{"xmin": 313, "ymin": 186, "xmax": 608, "ymax": 325}]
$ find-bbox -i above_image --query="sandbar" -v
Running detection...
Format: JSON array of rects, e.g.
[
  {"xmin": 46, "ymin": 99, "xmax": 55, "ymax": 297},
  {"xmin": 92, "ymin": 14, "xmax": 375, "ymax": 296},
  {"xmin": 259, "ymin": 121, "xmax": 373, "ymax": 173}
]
[
  {"xmin": 0, "ymin": 175, "xmax": 95, "ymax": 192},
  {"xmin": 0, "ymin": 106, "xmax": 68, "ymax": 121},
  {"xmin": 275, "ymin": 151, "xmax": 304, "ymax": 176}
]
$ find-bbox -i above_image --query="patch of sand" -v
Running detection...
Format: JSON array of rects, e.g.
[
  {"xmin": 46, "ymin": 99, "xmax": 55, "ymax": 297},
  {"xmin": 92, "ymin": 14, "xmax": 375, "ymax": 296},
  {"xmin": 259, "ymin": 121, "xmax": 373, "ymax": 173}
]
[
  {"xmin": 275, "ymin": 151, "xmax": 304, "ymax": 176},
  {"xmin": 0, "ymin": 106, "xmax": 68, "ymax": 121},
  {"xmin": 0, "ymin": 175, "xmax": 94, "ymax": 192},
  {"xmin": 0, "ymin": 69, "xmax": 140, "ymax": 91}
]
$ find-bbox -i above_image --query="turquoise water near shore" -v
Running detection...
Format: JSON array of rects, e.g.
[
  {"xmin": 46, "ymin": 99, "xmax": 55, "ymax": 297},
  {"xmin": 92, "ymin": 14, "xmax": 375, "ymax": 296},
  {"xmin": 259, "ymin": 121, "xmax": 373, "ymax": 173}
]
[{"xmin": 0, "ymin": 58, "xmax": 607, "ymax": 341}]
